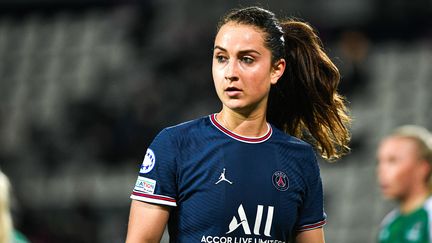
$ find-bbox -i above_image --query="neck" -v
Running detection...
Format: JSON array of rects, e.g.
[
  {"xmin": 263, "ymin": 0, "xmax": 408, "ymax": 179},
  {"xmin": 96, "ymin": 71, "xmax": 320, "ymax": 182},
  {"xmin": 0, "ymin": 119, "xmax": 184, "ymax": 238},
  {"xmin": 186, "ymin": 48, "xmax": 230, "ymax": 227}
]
[
  {"xmin": 399, "ymin": 186, "xmax": 430, "ymax": 214},
  {"xmin": 217, "ymin": 108, "xmax": 268, "ymax": 137}
]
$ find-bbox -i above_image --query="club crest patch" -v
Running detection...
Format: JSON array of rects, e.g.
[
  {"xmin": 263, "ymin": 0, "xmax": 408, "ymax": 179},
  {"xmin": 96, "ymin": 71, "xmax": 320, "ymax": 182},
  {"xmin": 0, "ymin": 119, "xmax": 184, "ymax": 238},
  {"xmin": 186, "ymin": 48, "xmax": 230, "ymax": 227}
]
[
  {"xmin": 134, "ymin": 176, "xmax": 156, "ymax": 194},
  {"xmin": 140, "ymin": 148, "xmax": 156, "ymax": 174},
  {"xmin": 272, "ymin": 171, "xmax": 289, "ymax": 191}
]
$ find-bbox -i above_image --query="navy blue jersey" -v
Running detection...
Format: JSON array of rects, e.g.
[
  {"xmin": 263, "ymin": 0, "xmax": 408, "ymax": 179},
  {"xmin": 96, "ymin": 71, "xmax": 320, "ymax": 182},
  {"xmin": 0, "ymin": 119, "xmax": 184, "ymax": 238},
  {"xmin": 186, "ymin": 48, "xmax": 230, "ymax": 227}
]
[{"xmin": 131, "ymin": 114, "xmax": 326, "ymax": 243}]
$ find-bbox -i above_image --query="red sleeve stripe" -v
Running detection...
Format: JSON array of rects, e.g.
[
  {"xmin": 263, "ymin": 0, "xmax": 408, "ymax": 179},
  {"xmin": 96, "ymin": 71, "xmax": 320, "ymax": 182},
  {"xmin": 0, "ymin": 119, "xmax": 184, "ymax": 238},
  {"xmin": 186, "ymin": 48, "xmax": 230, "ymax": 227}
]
[
  {"xmin": 131, "ymin": 191, "xmax": 177, "ymax": 207},
  {"xmin": 297, "ymin": 220, "xmax": 326, "ymax": 231}
]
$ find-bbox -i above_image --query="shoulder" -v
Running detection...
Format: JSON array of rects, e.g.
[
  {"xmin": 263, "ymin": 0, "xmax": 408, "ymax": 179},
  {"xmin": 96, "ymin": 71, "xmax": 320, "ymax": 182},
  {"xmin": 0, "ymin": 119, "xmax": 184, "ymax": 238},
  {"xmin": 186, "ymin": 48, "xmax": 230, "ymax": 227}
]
[
  {"xmin": 153, "ymin": 115, "xmax": 211, "ymax": 144},
  {"xmin": 271, "ymin": 126, "xmax": 313, "ymax": 148},
  {"xmin": 165, "ymin": 115, "xmax": 209, "ymax": 132},
  {"xmin": 162, "ymin": 115, "xmax": 210, "ymax": 138},
  {"xmin": 13, "ymin": 230, "xmax": 30, "ymax": 243},
  {"xmin": 271, "ymin": 125, "xmax": 317, "ymax": 159},
  {"xmin": 422, "ymin": 196, "xmax": 432, "ymax": 214},
  {"xmin": 380, "ymin": 209, "xmax": 399, "ymax": 227}
]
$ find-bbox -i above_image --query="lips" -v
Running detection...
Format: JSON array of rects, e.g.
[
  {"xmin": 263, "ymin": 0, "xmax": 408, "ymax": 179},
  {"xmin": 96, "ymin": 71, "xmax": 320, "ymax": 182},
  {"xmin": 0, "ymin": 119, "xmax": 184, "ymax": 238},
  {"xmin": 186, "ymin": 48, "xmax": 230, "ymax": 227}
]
[
  {"xmin": 224, "ymin": 86, "xmax": 242, "ymax": 97},
  {"xmin": 380, "ymin": 183, "xmax": 390, "ymax": 192},
  {"xmin": 225, "ymin": 86, "xmax": 241, "ymax": 92}
]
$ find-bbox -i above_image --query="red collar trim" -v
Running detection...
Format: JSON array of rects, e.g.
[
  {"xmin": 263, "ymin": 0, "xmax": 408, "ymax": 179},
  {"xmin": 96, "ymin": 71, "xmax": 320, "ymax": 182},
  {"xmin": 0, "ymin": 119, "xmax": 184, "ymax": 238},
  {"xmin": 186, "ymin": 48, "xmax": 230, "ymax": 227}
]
[{"xmin": 209, "ymin": 114, "xmax": 272, "ymax": 144}]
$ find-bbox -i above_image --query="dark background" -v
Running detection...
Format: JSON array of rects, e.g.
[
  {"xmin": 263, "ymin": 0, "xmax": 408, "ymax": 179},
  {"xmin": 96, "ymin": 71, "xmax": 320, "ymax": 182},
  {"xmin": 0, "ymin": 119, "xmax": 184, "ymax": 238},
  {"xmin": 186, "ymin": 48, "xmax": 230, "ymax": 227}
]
[{"xmin": 0, "ymin": 0, "xmax": 431, "ymax": 242}]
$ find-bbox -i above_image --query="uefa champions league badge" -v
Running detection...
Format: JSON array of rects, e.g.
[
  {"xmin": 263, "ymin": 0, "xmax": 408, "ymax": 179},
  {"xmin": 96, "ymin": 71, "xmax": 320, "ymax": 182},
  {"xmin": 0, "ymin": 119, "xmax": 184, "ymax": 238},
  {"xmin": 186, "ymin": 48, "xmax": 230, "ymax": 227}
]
[
  {"xmin": 140, "ymin": 148, "xmax": 156, "ymax": 174},
  {"xmin": 272, "ymin": 171, "xmax": 289, "ymax": 191}
]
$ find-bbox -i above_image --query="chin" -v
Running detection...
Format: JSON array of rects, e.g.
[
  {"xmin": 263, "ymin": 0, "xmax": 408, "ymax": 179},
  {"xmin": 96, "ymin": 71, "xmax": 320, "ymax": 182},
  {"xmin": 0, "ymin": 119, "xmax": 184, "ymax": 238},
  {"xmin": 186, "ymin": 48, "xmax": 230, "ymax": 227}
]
[
  {"xmin": 380, "ymin": 188, "xmax": 393, "ymax": 198},
  {"xmin": 382, "ymin": 191, "xmax": 400, "ymax": 200},
  {"xmin": 224, "ymin": 101, "xmax": 248, "ymax": 111}
]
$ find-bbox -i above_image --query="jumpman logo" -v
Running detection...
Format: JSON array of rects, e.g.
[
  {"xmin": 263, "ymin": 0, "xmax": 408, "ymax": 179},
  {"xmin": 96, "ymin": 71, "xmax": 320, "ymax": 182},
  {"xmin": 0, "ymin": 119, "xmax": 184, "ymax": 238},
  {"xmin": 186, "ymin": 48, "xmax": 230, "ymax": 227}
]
[{"xmin": 215, "ymin": 168, "xmax": 233, "ymax": 185}]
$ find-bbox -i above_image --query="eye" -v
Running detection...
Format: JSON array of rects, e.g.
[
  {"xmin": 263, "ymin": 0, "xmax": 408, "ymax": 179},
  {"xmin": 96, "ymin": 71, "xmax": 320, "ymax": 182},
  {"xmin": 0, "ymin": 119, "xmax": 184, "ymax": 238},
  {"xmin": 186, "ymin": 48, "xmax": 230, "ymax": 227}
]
[
  {"xmin": 385, "ymin": 156, "xmax": 400, "ymax": 165},
  {"xmin": 215, "ymin": 55, "xmax": 228, "ymax": 63},
  {"xmin": 240, "ymin": 56, "xmax": 254, "ymax": 64}
]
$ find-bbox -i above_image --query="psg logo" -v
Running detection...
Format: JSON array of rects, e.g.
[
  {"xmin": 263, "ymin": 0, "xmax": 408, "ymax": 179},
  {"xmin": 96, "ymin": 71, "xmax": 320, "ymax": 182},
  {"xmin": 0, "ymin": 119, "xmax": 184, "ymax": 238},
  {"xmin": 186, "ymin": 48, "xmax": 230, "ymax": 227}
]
[{"xmin": 272, "ymin": 171, "xmax": 289, "ymax": 191}]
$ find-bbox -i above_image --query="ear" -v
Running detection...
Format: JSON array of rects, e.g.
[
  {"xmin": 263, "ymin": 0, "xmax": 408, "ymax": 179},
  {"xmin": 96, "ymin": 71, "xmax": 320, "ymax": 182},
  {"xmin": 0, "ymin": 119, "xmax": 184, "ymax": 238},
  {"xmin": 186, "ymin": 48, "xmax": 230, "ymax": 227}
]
[
  {"xmin": 418, "ymin": 159, "xmax": 432, "ymax": 183},
  {"xmin": 270, "ymin": 59, "xmax": 286, "ymax": 85}
]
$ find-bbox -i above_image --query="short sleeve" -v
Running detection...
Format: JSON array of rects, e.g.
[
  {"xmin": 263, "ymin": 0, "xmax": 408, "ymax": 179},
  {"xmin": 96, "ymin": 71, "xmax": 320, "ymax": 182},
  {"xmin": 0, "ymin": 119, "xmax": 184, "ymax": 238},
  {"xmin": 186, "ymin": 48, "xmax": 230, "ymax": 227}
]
[
  {"xmin": 130, "ymin": 128, "xmax": 178, "ymax": 207},
  {"xmin": 295, "ymin": 150, "xmax": 326, "ymax": 231}
]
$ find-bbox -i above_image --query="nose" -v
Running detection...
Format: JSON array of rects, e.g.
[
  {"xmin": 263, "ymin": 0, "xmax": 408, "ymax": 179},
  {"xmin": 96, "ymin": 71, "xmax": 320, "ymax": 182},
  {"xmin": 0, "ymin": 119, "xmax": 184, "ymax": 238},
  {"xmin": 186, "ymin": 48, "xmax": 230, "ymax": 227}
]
[{"xmin": 225, "ymin": 60, "xmax": 239, "ymax": 82}]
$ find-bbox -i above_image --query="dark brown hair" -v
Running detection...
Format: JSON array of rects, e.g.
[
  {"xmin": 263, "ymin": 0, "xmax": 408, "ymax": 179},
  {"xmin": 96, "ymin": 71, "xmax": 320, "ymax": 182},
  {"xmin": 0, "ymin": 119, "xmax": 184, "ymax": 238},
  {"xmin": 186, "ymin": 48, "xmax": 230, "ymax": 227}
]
[{"xmin": 218, "ymin": 6, "xmax": 351, "ymax": 160}]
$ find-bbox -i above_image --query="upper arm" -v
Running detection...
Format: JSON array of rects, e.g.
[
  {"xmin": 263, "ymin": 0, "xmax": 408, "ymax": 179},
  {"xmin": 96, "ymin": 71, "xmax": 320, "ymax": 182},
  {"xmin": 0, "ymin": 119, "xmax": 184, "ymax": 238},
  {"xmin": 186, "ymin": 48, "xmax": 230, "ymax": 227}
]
[
  {"xmin": 296, "ymin": 149, "xmax": 326, "ymax": 231},
  {"xmin": 127, "ymin": 129, "xmax": 178, "ymax": 242},
  {"xmin": 126, "ymin": 200, "xmax": 170, "ymax": 243},
  {"xmin": 295, "ymin": 228, "xmax": 325, "ymax": 243}
]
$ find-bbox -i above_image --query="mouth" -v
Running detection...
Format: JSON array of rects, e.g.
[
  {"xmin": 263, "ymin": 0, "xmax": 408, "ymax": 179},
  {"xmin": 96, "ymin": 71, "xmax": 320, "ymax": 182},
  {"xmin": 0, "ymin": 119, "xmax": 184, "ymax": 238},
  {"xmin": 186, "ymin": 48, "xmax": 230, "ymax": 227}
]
[
  {"xmin": 380, "ymin": 183, "xmax": 389, "ymax": 191},
  {"xmin": 224, "ymin": 87, "xmax": 242, "ymax": 97},
  {"xmin": 225, "ymin": 86, "xmax": 242, "ymax": 92}
]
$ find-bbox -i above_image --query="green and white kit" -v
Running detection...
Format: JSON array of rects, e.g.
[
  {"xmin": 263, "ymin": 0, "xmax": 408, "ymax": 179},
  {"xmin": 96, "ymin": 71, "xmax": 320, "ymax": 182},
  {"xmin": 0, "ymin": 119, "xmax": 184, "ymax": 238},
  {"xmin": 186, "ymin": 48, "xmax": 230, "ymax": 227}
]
[{"xmin": 379, "ymin": 196, "xmax": 432, "ymax": 243}]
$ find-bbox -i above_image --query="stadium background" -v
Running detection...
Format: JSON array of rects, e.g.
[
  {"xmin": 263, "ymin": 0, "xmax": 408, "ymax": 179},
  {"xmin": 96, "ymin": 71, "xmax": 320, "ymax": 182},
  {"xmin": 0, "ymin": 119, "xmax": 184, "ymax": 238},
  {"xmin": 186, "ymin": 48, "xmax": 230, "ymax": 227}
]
[{"xmin": 0, "ymin": 0, "xmax": 431, "ymax": 242}]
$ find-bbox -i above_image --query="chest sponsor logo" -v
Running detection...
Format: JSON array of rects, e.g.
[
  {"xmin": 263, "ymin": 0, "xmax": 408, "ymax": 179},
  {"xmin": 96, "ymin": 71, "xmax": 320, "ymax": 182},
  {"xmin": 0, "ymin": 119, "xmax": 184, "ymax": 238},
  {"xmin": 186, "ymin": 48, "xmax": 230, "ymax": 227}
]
[
  {"xmin": 201, "ymin": 204, "xmax": 285, "ymax": 243},
  {"xmin": 227, "ymin": 204, "xmax": 274, "ymax": 237},
  {"xmin": 140, "ymin": 148, "xmax": 155, "ymax": 174},
  {"xmin": 134, "ymin": 176, "xmax": 156, "ymax": 194},
  {"xmin": 272, "ymin": 171, "xmax": 289, "ymax": 191}
]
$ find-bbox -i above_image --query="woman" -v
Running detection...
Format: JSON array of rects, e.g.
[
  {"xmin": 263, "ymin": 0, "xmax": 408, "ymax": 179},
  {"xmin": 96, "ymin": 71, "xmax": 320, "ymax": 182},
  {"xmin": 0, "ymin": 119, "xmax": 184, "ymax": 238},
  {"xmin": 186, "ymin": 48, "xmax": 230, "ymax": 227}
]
[
  {"xmin": 377, "ymin": 125, "xmax": 432, "ymax": 242},
  {"xmin": 0, "ymin": 170, "xmax": 12, "ymax": 243},
  {"xmin": 126, "ymin": 6, "xmax": 350, "ymax": 243},
  {"xmin": 0, "ymin": 170, "xmax": 30, "ymax": 243}
]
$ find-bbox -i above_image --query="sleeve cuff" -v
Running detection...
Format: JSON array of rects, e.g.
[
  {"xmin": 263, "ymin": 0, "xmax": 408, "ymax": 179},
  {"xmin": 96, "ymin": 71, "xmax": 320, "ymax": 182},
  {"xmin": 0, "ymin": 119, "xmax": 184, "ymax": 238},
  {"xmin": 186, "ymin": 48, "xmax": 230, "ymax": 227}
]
[
  {"xmin": 297, "ymin": 219, "xmax": 326, "ymax": 232},
  {"xmin": 131, "ymin": 190, "xmax": 177, "ymax": 207}
]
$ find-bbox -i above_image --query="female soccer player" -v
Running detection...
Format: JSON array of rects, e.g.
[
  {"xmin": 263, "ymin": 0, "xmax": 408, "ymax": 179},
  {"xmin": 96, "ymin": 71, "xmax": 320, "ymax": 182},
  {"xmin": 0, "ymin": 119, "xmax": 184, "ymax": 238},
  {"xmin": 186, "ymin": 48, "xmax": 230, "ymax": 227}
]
[
  {"xmin": 0, "ymin": 170, "xmax": 30, "ymax": 243},
  {"xmin": 126, "ymin": 6, "xmax": 350, "ymax": 243},
  {"xmin": 377, "ymin": 125, "xmax": 432, "ymax": 243},
  {"xmin": 0, "ymin": 170, "xmax": 12, "ymax": 243}
]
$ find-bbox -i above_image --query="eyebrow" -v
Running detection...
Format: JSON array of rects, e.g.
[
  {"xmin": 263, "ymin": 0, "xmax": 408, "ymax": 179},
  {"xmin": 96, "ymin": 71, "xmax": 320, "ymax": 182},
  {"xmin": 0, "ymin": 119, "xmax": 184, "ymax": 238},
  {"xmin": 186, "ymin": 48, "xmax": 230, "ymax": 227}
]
[{"xmin": 213, "ymin": 45, "xmax": 261, "ymax": 55}]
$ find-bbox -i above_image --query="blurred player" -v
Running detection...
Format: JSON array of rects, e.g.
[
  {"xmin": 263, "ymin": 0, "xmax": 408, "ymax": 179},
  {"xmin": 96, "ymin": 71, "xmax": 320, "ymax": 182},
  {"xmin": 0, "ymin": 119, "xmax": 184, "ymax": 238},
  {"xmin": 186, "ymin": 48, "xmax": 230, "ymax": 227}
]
[
  {"xmin": 0, "ymin": 169, "xmax": 29, "ymax": 243},
  {"xmin": 0, "ymin": 169, "xmax": 12, "ymax": 243},
  {"xmin": 377, "ymin": 125, "xmax": 432, "ymax": 242},
  {"xmin": 126, "ymin": 6, "xmax": 351, "ymax": 243}
]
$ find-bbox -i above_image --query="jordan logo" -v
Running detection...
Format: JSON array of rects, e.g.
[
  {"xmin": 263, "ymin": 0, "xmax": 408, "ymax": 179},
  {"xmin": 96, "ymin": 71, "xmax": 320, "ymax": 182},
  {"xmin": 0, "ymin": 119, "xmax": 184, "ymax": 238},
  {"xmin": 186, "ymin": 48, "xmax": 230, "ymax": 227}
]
[{"xmin": 215, "ymin": 168, "xmax": 233, "ymax": 185}]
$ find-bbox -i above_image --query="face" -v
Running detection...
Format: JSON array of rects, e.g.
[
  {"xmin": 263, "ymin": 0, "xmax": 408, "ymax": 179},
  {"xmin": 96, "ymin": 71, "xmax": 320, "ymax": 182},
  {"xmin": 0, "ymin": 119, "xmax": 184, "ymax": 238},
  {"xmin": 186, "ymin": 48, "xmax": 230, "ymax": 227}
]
[
  {"xmin": 377, "ymin": 136, "xmax": 429, "ymax": 200},
  {"xmin": 212, "ymin": 22, "xmax": 285, "ymax": 115}
]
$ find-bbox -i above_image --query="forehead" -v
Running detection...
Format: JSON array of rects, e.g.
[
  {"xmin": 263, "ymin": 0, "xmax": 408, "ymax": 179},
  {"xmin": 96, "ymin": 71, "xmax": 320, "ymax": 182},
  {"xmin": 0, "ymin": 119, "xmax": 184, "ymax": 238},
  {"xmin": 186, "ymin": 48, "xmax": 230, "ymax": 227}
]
[
  {"xmin": 215, "ymin": 22, "xmax": 266, "ymax": 49},
  {"xmin": 378, "ymin": 136, "xmax": 420, "ymax": 156}
]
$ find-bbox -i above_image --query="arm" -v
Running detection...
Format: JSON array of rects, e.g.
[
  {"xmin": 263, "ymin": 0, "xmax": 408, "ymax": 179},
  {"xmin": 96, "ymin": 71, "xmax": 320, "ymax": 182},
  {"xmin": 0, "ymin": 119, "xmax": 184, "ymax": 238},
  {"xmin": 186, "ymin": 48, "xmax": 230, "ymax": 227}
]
[
  {"xmin": 125, "ymin": 200, "xmax": 170, "ymax": 243},
  {"xmin": 295, "ymin": 228, "xmax": 325, "ymax": 243}
]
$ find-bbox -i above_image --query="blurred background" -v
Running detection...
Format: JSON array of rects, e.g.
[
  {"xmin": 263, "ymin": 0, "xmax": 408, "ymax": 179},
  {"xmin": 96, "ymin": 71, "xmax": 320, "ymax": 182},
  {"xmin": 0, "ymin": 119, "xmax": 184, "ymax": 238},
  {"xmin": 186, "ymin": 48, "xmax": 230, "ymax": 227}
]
[{"xmin": 0, "ymin": 0, "xmax": 431, "ymax": 242}]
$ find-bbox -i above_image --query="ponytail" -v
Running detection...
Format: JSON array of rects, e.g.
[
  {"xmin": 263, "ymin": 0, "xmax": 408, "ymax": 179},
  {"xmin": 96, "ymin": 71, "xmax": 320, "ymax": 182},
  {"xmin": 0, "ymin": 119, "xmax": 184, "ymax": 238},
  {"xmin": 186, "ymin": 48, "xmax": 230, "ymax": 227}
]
[{"xmin": 267, "ymin": 20, "xmax": 351, "ymax": 160}]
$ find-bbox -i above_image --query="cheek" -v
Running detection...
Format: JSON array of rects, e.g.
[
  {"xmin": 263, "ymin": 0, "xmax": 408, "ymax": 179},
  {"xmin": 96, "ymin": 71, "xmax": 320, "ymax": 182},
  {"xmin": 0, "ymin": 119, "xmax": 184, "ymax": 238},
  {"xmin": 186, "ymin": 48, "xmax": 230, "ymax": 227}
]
[
  {"xmin": 212, "ymin": 67, "xmax": 223, "ymax": 88},
  {"xmin": 387, "ymin": 165, "xmax": 415, "ymax": 189},
  {"xmin": 246, "ymin": 71, "xmax": 272, "ymax": 92},
  {"xmin": 212, "ymin": 63, "xmax": 220, "ymax": 80},
  {"xmin": 379, "ymin": 163, "xmax": 405, "ymax": 183}
]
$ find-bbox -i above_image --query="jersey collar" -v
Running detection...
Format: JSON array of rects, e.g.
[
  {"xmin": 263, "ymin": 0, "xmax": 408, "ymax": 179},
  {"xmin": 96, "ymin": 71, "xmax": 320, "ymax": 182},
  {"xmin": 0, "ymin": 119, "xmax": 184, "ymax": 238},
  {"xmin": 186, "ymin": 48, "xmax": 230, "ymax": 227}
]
[{"xmin": 209, "ymin": 113, "xmax": 272, "ymax": 144}]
